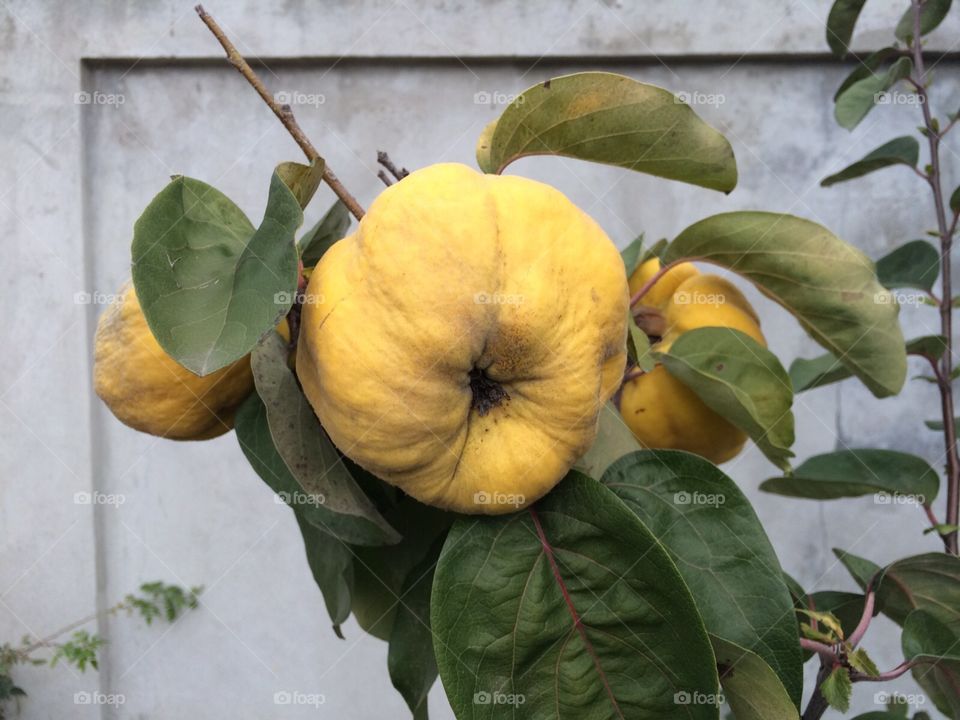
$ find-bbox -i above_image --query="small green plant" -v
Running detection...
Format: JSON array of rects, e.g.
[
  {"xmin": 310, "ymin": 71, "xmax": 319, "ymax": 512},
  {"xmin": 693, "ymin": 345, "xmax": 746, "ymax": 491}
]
[{"xmin": 0, "ymin": 582, "xmax": 201, "ymax": 718}]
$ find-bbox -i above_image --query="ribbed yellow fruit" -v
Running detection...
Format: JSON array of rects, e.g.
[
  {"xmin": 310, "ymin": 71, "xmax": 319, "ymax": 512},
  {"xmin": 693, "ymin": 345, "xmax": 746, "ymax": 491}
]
[
  {"xmin": 620, "ymin": 270, "xmax": 765, "ymax": 464},
  {"xmin": 296, "ymin": 163, "xmax": 629, "ymax": 514},
  {"xmin": 93, "ymin": 283, "xmax": 256, "ymax": 440}
]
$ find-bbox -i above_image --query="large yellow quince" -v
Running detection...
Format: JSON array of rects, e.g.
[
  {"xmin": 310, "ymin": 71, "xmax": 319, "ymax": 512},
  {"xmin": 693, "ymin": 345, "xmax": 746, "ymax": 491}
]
[
  {"xmin": 93, "ymin": 283, "xmax": 257, "ymax": 440},
  {"xmin": 620, "ymin": 270, "xmax": 765, "ymax": 464},
  {"xmin": 296, "ymin": 163, "xmax": 629, "ymax": 514}
]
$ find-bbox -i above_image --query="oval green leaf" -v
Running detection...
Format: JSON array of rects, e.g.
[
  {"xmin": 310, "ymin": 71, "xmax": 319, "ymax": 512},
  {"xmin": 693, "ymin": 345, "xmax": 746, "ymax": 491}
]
[
  {"xmin": 876, "ymin": 240, "xmax": 940, "ymax": 291},
  {"xmin": 431, "ymin": 473, "xmax": 720, "ymax": 720},
  {"xmin": 826, "ymin": 0, "xmax": 870, "ymax": 57},
  {"xmin": 476, "ymin": 71, "xmax": 737, "ymax": 193},
  {"xmin": 790, "ymin": 353, "xmax": 853, "ymax": 392},
  {"xmin": 602, "ymin": 450, "xmax": 803, "ymax": 707},
  {"xmin": 874, "ymin": 553, "xmax": 960, "ymax": 628},
  {"xmin": 657, "ymin": 327, "xmax": 795, "ymax": 470},
  {"xmin": 234, "ymin": 391, "xmax": 354, "ymax": 628},
  {"xmin": 132, "ymin": 169, "xmax": 302, "ymax": 376},
  {"xmin": 573, "ymin": 402, "xmax": 642, "ymax": 480},
  {"xmin": 664, "ymin": 211, "xmax": 907, "ymax": 398},
  {"xmin": 834, "ymin": 57, "xmax": 913, "ymax": 130},
  {"xmin": 895, "ymin": 0, "xmax": 953, "ymax": 41},
  {"xmin": 833, "ymin": 548, "xmax": 882, "ymax": 589},
  {"xmin": 250, "ymin": 332, "xmax": 399, "ymax": 546},
  {"xmin": 834, "ymin": 47, "xmax": 900, "ymax": 100},
  {"xmin": 299, "ymin": 199, "xmax": 352, "ymax": 267},
  {"xmin": 760, "ymin": 449, "xmax": 939, "ymax": 503},
  {"xmin": 901, "ymin": 609, "xmax": 960, "ymax": 719},
  {"xmin": 821, "ymin": 136, "xmax": 919, "ymax": 187},
  {"xmin": 711, "ymin": 636, "xmax": 799, "ymax": 720}
]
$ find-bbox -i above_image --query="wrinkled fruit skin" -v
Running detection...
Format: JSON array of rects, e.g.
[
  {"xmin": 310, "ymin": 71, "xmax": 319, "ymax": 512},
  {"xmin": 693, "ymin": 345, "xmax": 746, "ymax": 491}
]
[
  {"xmin": 296, "ymin": 163, "xmax": 629, "ymax": 514},
  {"xmin": 620, "ymin": 261, "xmax": 765, "ymax": 464},
  {"xmin": 93, "ymin": 283, "xmax": 255, "ymax": 440}
]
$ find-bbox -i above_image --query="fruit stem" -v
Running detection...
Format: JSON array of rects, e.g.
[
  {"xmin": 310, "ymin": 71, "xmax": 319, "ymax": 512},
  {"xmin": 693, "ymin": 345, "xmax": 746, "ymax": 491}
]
[
  {"xmin": 194, "ymin": 5, "xmax": 366, "ymax": 222},
  {"xmin": 628, "ymin": 258, "xmax": 686, "ymax": 308}
]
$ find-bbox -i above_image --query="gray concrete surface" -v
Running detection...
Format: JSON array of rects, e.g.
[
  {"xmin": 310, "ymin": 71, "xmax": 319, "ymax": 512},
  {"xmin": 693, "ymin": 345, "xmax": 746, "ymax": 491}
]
[{"xmin": 2, "ymin": 1, "xmax": 959, "ymax": 717}]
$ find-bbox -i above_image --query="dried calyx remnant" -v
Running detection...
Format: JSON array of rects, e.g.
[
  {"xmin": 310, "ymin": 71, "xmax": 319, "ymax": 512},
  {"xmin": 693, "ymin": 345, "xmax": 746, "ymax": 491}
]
[{"xmin": 469, "ymin": 366, "xmax": 509, "ymax": 416}]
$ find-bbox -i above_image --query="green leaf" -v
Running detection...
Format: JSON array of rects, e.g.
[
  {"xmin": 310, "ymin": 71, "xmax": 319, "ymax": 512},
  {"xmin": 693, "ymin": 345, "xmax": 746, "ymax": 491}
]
[
  {"xmin": 925, "ymin": 523, "xmax": 960, "ymax": 535},
  {"xmin": 789, "ymin": 353, "xmax": 853, "ymax": 392},
  {"xmin": 602, "ymin": 450, "xmax": 803, "ymax": 707},
  {"xmin": 797, "ymin": 608, "xmax": 846, "ymax": 641},
  {"xmin": 351, "ymin": 498, "xmax": 454, "ymax": 641},
  {"xmin": 573, "ymin": 402, "xmax": 642, "ymax": 480},
  {"xmin": 821, "ymin": 136, "xmax": 920, "ymax": 186},
  {"xmin": 901, "ymin": 609, "xmax": 960, "ymax": 719},
  {"xmin": 250, "ymin": 332, "xmax": 399, "ymax": 546},
  {"xmin": 895, "ymin": 0, "xmax": 954, "ymax": 41},
  {"xmin": 924, "ymin": 417, "xmax": 958, "ymax": 431},
  {"xmin": 760, "ymin": 450, "xmax": 939, "ymax": 504},
  {"xmin": 906, "ymin": 334, "xmax": 949, "ymax": 360},
  {"xmin": 276, "ymin": 159, "xmax": 325, "ymax": 210},
  {"xmin": 951, "ymin": 184, "xmax": 960, "ymax": 214},
  {"xmin": 620, "ymin": 234, "xmax": 645, "ymax": 275},
  {"xmin": 432, "ymin": 473, "xmax": 720, "ymax": 719},
  {"xmin": 657, "ymin": 327, "xmax": 795, "ymax": 470},
  {"xmin": 626, "ymin": 316, "xmax": 654, "ymax": 371},
  {"xmin": 387, "ymin": 537, "xmax": 443, "ymax": 720},
  {"xmin": 711, "ymin": 636, "xmax": 799, "ymax": 720},
  {"xmin": 132, "ymin": 169, "xmax": 302, "ymax": 376},
  {"xmin": 299, "ymin": 200, "xmax": 352, "ymax": 267},
  {"xmin": 665, "ymin": 211, "xmax": 907, "ymax": 398},
  {"xmin": 834, "ymin": 47, "xmax": 900, "ymax": 100},
  {"xmin": 476, "ymin": 71, "xmax": 738, "ymax": 193},
  {"xmin": 826, "ymin": 0, "xmax": 870, "ymax": 56},
  {"xmin": 641, "ymin": 237, "xmax": 670, "ymax": 264},
  {"xmin": 874, "ymin": 553, "xmax": 960, "ymax": 628},
  {"xmin": 848, "ymin": 647, "xmax": 880, "ymax": 677},
  {"xmin": 234, "ymin": 391, "xmax": 354, "ymax": 627},
  {"xmin": 834, "ymin": 57, "xmax": 913, "ymax": 130},
  {"xmin": 294, "ymin": 512, "xmax": 354, "ymax": 630},
  {"xmin": 820, "ymin": 665, "xmax": 853, "ymax": 713},
  {"xmin": 876, "ymin": 240, "xmax": 940, "ymax": 291},
  {"xmin": 833, "ymin": 548, "xmax": 882, "ymax": 589}
]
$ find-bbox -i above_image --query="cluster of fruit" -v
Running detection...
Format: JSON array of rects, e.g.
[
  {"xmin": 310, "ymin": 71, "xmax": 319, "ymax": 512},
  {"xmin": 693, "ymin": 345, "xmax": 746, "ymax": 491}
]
[{"xmin": 94, "ymin": 163, "xmax": 760, "ymax": 517}]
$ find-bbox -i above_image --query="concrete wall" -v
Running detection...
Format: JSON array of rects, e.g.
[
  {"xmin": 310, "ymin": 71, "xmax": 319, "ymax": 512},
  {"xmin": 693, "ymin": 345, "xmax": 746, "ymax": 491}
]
[{"xmin": 1, "ymin": 1, "xmax": 958, "ymax": 717}]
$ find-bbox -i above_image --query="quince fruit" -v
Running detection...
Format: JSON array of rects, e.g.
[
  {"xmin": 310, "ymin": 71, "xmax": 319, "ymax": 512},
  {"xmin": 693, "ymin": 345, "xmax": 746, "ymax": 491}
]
[
  {"xmin": 93, "ymin": 282, "xmax": 259, "ymax": 440},
  {"xmin": 620, "ymin": 269, "xmax": 765, "ymax": 464},
  {"xmin": 296, "ymin": 163, "xmax": 629, "ymax": 514}
]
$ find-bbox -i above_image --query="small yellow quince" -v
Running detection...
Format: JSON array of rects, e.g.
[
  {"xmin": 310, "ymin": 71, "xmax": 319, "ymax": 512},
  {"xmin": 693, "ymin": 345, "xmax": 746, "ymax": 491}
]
[
  {"xmin": 296, "ymin": 163, "xmax": 629, "ymax": 514},
  {"xmin": 628, "ymin": 257, "xmax": 699, "ymax": 309},
  {"xmin": 93, "ymin": 283, "xmax": 257, "ymax": 440},
  {"xmin": 620, "ymin": 269, "xmax": 765, "ymax": 464}
]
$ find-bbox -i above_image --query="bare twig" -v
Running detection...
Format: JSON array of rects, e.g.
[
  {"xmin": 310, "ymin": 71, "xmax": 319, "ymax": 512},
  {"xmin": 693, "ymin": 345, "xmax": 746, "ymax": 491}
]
[
  {"xmin": 377, "ymin": 170, "xmax": 393, "ymax": 187},
  {"xmin": 911, "ymin": 0, "xmax": 959, "ymax": 554},
  {"xmin": 194, "ymin": 5, "xmax": 365, "ymax": 221},
  {"xmin": 377, "ymin": 151, "xmax": 409, "ymax": 181}
]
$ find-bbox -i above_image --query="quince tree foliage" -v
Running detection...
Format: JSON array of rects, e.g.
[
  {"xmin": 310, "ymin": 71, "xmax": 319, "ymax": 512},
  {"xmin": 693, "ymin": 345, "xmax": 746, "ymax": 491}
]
[{"xmin": 88, "ymin": 4, "xmax": 960, "ymax": 719}]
